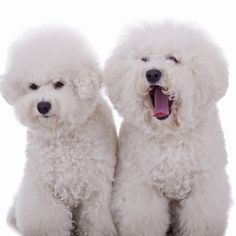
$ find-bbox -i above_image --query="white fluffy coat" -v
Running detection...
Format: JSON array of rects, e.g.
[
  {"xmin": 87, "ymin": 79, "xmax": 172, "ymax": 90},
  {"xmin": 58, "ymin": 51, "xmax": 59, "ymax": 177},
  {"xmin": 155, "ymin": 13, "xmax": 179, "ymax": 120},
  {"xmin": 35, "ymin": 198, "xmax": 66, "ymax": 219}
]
[
  {"xmin": 1, "ymin": 26, "xmax": 117, "ymax": 236},
  {"xmin": 104, "ymin": 22, "xmax": 230, "ymax": 236}
]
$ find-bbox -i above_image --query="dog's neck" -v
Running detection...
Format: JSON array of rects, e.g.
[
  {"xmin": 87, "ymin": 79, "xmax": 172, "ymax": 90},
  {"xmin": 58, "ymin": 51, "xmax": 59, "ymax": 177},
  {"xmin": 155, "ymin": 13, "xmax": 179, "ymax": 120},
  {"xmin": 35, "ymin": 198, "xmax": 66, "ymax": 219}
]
[{"xmin": 27, "ymin": 121, "xmax": 81, "ymax": 142}]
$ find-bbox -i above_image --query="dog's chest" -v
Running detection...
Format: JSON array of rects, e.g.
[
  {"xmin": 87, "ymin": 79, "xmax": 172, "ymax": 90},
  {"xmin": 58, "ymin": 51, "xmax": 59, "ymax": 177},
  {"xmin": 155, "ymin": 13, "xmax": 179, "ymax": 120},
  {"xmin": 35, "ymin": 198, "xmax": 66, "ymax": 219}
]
[
  {"xmin": 31, "ymin": 133, "xmax": 94, "ymax": 206},
  {"xmin": 149, "ymin": 138, "xmax": 198, "ymax": 200}
]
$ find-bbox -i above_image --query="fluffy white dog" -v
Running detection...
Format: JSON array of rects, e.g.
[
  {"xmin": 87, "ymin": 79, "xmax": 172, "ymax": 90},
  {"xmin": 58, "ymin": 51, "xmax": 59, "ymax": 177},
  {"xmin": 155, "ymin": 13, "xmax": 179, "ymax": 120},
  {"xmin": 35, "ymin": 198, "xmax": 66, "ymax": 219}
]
[
  {"xmin": 104, "ymin": 22, "xmax": 230, "ymax": 236},
  {"xmin": 1, "ymin": 26, "xmax": 117, "ymax": 236}
]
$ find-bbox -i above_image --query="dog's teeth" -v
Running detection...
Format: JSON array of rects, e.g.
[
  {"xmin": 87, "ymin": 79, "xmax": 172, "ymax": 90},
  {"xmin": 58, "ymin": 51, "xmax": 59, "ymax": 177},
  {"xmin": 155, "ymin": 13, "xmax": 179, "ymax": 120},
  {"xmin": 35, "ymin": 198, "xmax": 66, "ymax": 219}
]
[
  {"xmin": 162, "ymin": 86, "xmax": 168, "ymax": 91},
  {"xmin": 149, "ymin": 86, "xmax": 154, "ymax": 90}
]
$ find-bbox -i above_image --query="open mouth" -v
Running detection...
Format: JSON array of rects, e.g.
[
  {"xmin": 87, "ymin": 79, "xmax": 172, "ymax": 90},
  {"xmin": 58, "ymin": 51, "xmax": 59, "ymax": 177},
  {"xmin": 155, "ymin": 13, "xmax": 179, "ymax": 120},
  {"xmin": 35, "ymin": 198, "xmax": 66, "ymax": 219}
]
[
  {"xmin": 149, "ymin": 86, "xmax": 173, "ymax": 120},
  {"xmin": 43, "ymin": 115, "xmax": 50, "ymax": 118},
  {"xmin": 39, "ymin": 114, "xmax": 54, "ymax": 119}
]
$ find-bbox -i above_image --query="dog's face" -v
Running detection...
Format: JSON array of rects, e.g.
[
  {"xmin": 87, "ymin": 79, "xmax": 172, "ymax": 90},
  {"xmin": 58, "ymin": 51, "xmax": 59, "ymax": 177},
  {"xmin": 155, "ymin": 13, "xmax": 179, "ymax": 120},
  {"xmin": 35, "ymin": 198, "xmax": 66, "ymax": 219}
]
[
  {"xmin": 1, "ymin": 27, "xmax": 101, "ymax": 130},
  {"xmin": 1, "ymin": 67, "xmax": 100, "ymax": 130},
  {"xmin": 104, "ymin": 22, "xmax": 228, "ymax": 130}
]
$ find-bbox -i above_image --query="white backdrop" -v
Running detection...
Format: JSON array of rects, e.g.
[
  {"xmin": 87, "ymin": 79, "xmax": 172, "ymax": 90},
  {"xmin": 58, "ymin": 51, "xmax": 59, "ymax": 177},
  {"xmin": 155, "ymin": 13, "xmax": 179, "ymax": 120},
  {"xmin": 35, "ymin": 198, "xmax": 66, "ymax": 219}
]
[{"xmin": 0, "ymin": 0, "xmax": 235, "ymax": 235}]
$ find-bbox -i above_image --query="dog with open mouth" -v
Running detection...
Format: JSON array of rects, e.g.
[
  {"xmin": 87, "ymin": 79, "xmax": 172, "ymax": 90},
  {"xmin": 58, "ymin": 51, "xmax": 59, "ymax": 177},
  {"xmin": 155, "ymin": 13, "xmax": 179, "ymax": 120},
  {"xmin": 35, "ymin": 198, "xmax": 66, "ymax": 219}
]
[
  {"xmin": 104, "ymin": 21, "xmax": 230, "ymax": 236},
  {"xmin": 1, "ymin": 26, "xmax": 117, "ymax": 236}
]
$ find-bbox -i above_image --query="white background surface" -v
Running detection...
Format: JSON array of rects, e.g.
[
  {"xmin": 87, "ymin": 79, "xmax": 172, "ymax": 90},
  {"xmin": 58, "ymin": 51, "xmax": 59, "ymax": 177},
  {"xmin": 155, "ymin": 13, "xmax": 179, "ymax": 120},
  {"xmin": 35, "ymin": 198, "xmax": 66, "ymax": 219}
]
[{"xmin": 0, "ymin": 0, "xmax": 235, "ymax": 235}]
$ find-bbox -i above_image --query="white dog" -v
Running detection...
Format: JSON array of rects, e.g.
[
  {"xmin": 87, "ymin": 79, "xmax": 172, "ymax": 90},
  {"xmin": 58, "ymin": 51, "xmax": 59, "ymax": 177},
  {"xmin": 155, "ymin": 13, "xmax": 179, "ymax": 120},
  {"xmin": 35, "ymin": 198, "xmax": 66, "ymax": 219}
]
[
  {"xmin": 1, "ymin": 26, "xmax": 117, "ymax": 236},
  {"xmin": 104, "ymin": 22, "xmax": 230, "ymax": 236}
]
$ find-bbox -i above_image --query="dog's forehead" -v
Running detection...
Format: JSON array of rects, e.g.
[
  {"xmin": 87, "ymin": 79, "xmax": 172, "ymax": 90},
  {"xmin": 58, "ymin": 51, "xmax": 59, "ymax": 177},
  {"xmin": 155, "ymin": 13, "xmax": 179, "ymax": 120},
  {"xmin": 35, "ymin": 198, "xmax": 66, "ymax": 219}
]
[
  {"xmin": 5, "ymin": 26, "xmax": 99, "ymax": 85},
  {"xmin": 8, "ymin": 64, "xmax": 81, "ymax": 86},
  {"xmin": 121, "ymin": 23, "xmax": 210, "ymax": 58},
  {"xmin": 129, "ymin": 37, "xmax": 191, "ymax": 56}
]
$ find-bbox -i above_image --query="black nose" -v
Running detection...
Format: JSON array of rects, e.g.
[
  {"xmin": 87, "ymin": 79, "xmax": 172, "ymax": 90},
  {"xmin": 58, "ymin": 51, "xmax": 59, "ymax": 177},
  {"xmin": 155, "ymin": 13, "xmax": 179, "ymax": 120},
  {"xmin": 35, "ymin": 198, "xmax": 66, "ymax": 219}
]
[
  {"xmin": 146, "ymin": 69, "xmax": 162, "ymax": 83},
  {"xmin": 37, "ymin": 101, "xmax": 51, "ymax": 115}
]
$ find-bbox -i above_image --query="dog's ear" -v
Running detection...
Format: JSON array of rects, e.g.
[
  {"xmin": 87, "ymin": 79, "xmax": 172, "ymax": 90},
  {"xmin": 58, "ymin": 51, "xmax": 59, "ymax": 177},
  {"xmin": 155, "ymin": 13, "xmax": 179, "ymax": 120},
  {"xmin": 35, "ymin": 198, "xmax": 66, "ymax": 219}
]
[
  {"xmin": 72, "ymin": 67, "xmax": 102, "ymax": 99},
  {"xmin": 0, "ymin": 74, "xmax": 19, "ymax": 105},
  {"xmin": 192, "ymin": 48, "xmax": 228, "ymax": 105},
  {"xmin": 206, "ymin": 55, "xmax": 228, "ymax": 103}
]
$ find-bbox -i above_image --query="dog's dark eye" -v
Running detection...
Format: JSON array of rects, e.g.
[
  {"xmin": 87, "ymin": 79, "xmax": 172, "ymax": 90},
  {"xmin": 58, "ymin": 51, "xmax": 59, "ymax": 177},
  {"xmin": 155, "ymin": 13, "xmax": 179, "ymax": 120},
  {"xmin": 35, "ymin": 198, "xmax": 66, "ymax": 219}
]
[
  {"xmin": 141, "ymin": 57, "xmax": 150, "ymax": 62},
  {"xmin": 29, "ymin": 83, "xmax": 39, "ymax": 90},
  {"xmin": 167, "ymin": 56, "xmax": 179, "ymax": 64},
  {"xmin": 54, "ymin": 81, "xmax": 65, "ymax": 89}
]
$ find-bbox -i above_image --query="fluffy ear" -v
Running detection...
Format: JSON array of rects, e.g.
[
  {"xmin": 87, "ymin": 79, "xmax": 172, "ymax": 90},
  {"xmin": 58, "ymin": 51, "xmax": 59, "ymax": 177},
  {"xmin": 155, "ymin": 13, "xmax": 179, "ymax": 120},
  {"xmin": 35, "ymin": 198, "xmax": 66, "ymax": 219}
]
[
  {"xmin": 0, "ymin": 74, "xmax": 19, "ymax": 105},
  {"xmin": 72, "ymin": 67, "xmax": 102, "ymax": 99},
  {"xmin": 192, "ymin": 47, "xmax": 228, "ymax": 105}
]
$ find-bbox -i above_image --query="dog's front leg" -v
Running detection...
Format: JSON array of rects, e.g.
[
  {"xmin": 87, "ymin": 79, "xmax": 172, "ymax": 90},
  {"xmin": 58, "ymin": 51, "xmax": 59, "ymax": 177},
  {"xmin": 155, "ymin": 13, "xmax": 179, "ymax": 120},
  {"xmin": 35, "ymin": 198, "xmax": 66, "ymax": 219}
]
[
  {"xmin": 176, "ymin": 171, "xmax": 230, "ymax": 236},
  {"xmin": 112, "ymin": 179, "xmax": 170, "ymax": 236},
  {"xmin": 75, "ymin": 167, "xmax": 117, "ymax": 236},
  {"xmin": 14, "ymin": 181, "xmax": 73, "ymax": 236}
]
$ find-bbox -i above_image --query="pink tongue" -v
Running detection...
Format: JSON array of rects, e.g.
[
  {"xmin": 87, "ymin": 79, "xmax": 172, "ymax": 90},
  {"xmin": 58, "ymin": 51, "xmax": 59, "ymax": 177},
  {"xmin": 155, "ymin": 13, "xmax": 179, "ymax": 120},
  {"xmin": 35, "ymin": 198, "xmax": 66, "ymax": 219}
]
[{"xmin": 153, "ymin": 86, "xmax": 169, "ymax": 118}]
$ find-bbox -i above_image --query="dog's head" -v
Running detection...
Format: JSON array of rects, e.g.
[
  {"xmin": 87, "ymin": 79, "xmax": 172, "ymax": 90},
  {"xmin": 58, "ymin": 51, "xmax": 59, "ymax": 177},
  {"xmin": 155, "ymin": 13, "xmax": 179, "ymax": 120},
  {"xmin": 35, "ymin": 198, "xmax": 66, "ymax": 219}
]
[
  {"xmin": 1, "ymin": 26, "xmax": 101, "ymax": 130},
  {"xmin": 104, "ymin": 22, "xmax": 228, "ymax": 131}
]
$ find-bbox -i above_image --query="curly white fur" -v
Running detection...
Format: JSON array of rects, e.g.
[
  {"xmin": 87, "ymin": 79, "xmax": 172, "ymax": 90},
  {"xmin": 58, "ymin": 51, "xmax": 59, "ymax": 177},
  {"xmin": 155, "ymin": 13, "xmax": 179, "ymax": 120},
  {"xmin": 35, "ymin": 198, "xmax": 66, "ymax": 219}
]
[
  {"xmin": 1, "ymin": 26, "xmax": 117, "ymax": 236},
  {"xmin": 104, "ymin": 21, "xmax": 231, "ymax": 236}
]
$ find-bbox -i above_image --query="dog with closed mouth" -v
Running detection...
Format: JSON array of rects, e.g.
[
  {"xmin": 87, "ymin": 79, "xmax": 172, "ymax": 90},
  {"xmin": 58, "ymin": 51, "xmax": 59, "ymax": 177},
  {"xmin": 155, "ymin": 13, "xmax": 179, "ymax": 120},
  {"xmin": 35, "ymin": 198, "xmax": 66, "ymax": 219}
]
[
  {"xmin": 104, "ymin": 21, "xmax": 230, "ymax": 236},
  {"xmin": 1, "ymin": 26, "xmax": 117, "ymax": 236}
]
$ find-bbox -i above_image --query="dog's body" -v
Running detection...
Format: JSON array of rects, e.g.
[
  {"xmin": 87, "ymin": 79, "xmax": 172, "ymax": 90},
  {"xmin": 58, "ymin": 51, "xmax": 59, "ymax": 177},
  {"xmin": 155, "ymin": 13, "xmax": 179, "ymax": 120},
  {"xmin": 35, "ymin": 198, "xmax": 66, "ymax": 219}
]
[
  {"xmin": 104, "ymin": 22, "xmax": 230, "ymax": 236},
  {"xmin": 1, "ymin": 27, "xmax": 117, "ymax": 236},
  {"xmin": 114, "ymin": 112, "xmax": 229, "ymax": 236}
]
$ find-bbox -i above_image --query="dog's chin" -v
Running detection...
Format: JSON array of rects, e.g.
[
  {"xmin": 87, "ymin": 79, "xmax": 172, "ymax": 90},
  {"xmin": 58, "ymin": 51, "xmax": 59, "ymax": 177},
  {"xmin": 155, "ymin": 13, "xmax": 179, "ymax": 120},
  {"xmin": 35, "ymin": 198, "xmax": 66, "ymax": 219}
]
[{"xmin": 36, "ymin": 115, "xmax": 62, "ymax": 129}]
